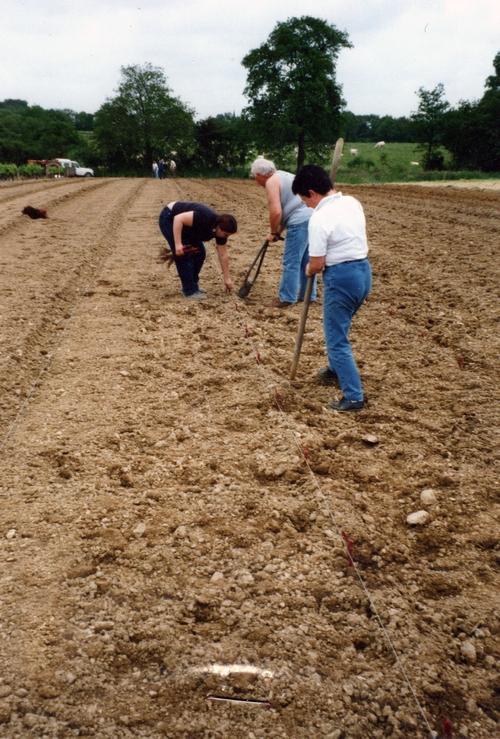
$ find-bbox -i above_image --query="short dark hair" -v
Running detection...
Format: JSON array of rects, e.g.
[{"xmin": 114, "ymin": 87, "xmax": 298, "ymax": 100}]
[
  {"xmin": 292, "ymin": 165, "xmax": 332, "ymax": 196},
  {"xmin": 216, "ymin": 213, "xmax": 238, "ymax": 233}
]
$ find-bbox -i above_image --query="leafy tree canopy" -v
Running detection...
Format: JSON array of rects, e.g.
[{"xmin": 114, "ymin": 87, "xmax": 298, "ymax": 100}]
[
  {"xmin": 93, "ymin": 63, "xmax": 195, "ymax": 172},
  {"xmin": 411, "ymin": 83, "xmax": 450, "ymax": 168},
  {"xmin": 193, "ymin": 113, "xmax": 253, "ymax": 172},
  {"xmin": 442, "ymin": 51, "xmax": 500, "ymax": 171},
  {"xmin": 0, "ymin": 101, "xmax": 79, "ymax": 163},
  {"xmin": 242, "ymin": 16, "xmax": 351, "ymax": 169}
]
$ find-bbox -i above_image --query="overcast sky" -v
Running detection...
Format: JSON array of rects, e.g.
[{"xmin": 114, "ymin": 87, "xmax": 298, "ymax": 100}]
[{"xmin": 2, "ymin": 0, "xmax": 499, "ymax": 119}]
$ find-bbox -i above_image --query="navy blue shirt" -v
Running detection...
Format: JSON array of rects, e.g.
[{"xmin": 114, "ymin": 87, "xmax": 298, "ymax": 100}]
[{"xmin": 171, "ymin": 202, "xmax": 218, "ymax": 245}]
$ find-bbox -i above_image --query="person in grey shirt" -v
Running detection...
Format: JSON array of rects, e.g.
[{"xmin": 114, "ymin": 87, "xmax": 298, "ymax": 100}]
[{"xmin": 250, "ymin": 157, "xmax": 316, "ymax": 307}]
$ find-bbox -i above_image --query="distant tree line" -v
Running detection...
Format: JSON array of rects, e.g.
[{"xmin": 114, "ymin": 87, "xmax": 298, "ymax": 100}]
[{"xmin": 0, "ymin": 18, "xmax": 497, "ymax": 174}]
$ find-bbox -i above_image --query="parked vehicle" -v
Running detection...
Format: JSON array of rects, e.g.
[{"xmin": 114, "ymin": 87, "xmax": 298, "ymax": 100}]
[{"xmin": 54, "ymin": 158, "xmax": 94, "ymax": 177}]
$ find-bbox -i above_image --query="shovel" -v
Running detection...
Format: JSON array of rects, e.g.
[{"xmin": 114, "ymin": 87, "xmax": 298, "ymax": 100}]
[
  {"xmin": 289, "ymin": 275, "xmax": 314, "ymax": 380},
  {"xmin": 289, "ymin": 137, "xmax": 345, "ymax": 379},
  {"xmin": 238, "ymin": 239, "xmax": 270, "ymax": 299}
]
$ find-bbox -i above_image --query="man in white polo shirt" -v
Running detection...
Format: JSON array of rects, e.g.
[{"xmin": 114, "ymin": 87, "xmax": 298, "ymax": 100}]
[{"xmin": 292, "ymin": 165, "xmax": 372, "ymax": 412}]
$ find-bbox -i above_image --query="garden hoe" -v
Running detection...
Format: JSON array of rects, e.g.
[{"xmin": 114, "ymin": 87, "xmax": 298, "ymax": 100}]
[
  {"xmin": 289, "ymin": 138, "xmax": 344, "ymax": 380},
  {"xmin": 238, "ymin": 236, "xmax": 283, "ymax": 299}
]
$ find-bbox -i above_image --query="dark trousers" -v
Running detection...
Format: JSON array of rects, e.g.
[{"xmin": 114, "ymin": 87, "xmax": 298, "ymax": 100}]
[{"xmin": 159, "ymin": 207, "xmax": 206, "ymax": 296}]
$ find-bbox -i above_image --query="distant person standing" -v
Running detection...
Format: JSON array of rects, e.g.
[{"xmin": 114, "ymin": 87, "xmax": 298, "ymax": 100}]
[
  {"xmin": 158, "ymin": 159, "xmax": 165, "ymax": 179},
  {"xmin": 152, "ymin": 160, "xmax": 159, "ymax": 178},
  {"xmin": 250, "ymin": 157, "xmax": 315, "ymax": 308},
  {"xmin": 292, "ymin": 164, "xmax": 371, "ymax": 412},
  {"xmin": 158, "ymin": 201, "xmax": 237, "ymax": 299}
]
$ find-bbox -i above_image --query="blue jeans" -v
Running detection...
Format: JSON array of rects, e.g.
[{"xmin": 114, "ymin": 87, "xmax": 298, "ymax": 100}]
[
  {"xmin": 279, "ymin": 220, "xmax": 317, "ymax": 303},
  {"xmin": 159, "ymin": 207, "xmax": 206, "ymax": 296},
  {"xmin": 323, "ymin": 259, "xmax": 371, "ymax": 401}
]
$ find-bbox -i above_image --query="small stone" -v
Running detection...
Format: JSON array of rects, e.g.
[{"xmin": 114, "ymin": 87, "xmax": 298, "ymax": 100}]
[
  {"xmin": 420, "ymin": 488, "xmax": 437, "ymax": 505},
  {"xmin": 39, "ymin": 684, "xmax": 60, "ymax": 699},
  {"xmin": 174, "ymin": 525, "xmax": 188, "ymax": 539},
  {"xmin": 119, "ymin": 370, "xmax": 129, "ymax": 377},
  {"xmin": 362, "ymin": 434, "xmax": 379, "ymax": 446},
  {"xmin": 406, "ymin": 510, "xmax": 430, "ymax": 526},
  {"xmin": 466, "ymin": 698, "xmax": 477, "ymax": 713},
  {"xmin": 484, "ymin": 655, "xmax": 495, "ymax": 667},
  {"xmin": 461, "ymin": 640, "xmax": 477, "ymax": 663},
  {"xmin": 5, "ymin": 529, "xmax": 16, "ymax": 540},
  {"xmin": 0, "ymin": 686, "xmax": 11, "ymax": 699},
  {"xmin": 236, "ymin": 570, "xmax": 255, "ymax": 586},
  {"xmin": 133, "ymin": 522, "xmax": 146, "ymax": 538},
  {"xmin": 210, "ymin": 571, "xmax": 224, "ymax": 583},
  {"xmin": 23, "ymin": 714, "xmax": 38, "ymax": 728}
]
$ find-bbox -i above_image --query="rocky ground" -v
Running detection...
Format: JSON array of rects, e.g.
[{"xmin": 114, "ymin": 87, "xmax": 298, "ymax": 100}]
[{"xmin": 0, "ymin": 177, "xmax": 498, "ymax": 738}]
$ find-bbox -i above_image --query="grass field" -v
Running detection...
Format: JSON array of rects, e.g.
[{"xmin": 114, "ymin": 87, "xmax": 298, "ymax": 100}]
[
  {"xmin": 321, "ymin": 142, "xmax": 500, "ymax": 184},
  {"xmin": 201, "ymin": 142, "xmax": 499, "ymax": 183}
]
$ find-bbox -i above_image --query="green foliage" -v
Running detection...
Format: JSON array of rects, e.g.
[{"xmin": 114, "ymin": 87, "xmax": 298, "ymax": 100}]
[
  {"xmin": 47, "ymin": 165, "xmax": 64, "ymax": 176},
  {"xmin": 0, "ymin": 163, "xmax": 18, "ymax": 179},
  {"xmin": 191, "ymin": 113, "xmax": 253, "ymax": 172},
  {"xmin": 316, "ymin": 142, "xmax": 453, "ymax": 183},
  {"xmin": 0, "ymin": 100, "xmax": 79, "ymax": 163},
  {"xmin": 93, "ymin": 63, "xmax": 195, "ymax": 172},
  {"xmin": 442, "ymin": 51, "xmax": 500, "ymax": 172},
  {"xmin": 411, "ymin": 83, "xmax": 450, "ymax": 168},
  {"xmin": 242, "ymin": 16, "xmax": 351, "ymax": 170},
  {"xmin": 18, "ymin": 163, "xmax": 44, "ymax": 177},
  {"xmin": 341, "ymin": 112, "xmax": 416, "ymax": 142}
]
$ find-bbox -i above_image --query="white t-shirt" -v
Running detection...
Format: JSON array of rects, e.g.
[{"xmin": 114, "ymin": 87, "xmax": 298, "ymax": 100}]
[{"xmin": 308, "ymin": 192, "xmax": 368, "ymax": 266}]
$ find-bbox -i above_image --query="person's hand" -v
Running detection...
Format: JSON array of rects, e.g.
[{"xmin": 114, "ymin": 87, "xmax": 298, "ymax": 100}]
[
  {"xmin": 266, "ymin": 232, "xmax": 282, "ymax": 243},
  {"xmin": 175, "ymin": 244, "xmax": 184, "ymax": 257},
  {"xmin": 224, "ymin": 278, "xmax": 234, "ymax": 293}
]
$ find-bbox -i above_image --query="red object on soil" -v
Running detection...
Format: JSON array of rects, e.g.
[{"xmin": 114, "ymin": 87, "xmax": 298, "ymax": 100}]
[
  {"xmin": 442, "ymin": 718, "xmax": 453, "ymax": 738},
  {"xmin": 22, "ymin": 206, "xmax": 48, "ymax": 219},
  {"xmin": 342, "ymin": 531, "xmax": 355, "ymax": 564}
]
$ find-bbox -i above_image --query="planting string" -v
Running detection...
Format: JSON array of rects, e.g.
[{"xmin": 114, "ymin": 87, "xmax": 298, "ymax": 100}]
[{"xmin": 202, "ymin": 249, "xmax": 436, "ymax": 737}]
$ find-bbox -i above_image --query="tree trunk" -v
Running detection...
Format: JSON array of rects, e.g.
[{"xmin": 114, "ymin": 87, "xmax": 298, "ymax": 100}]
[{"xmin": 296, "ymin": 130, "xmax": 305, "ymax": 172}]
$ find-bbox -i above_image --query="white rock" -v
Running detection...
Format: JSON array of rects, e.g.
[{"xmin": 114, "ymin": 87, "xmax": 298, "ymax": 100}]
[
  {"xmin": 133, "ymin": 522, "xmax": 146, "ymax": 538},
  {"xmin": 406, "ymin": 510, "xmax": 430, "ymax": 526},
  {"xmin": 5, "ymin": 529, "xmax": 16, "ymax": 540},
  {"xmin": 210, "ymin": 571, "xmax": 224, "ymax": 584},
  {"xmin": 420, "ymin": 488, "xmax": 437, "ymax": 505},
  {"xmin": 461, "ymin": 641, "xmax": 477, "ymax": 663}
]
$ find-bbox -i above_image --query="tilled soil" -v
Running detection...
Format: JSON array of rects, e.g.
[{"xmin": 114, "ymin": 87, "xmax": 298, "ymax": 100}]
[{"xmin": 0, "ymin": 178, "xmax": 498, "ymax": 738}]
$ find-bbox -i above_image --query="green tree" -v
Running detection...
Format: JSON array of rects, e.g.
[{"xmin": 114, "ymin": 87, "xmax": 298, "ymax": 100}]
[
  {"xmin": 442, "ymin": 51, "xmax": 500, "ymax": 171},
  {"xmin": 0, "ymin": 100, "xmax": 79, "ymax": 163},
  {"xmin": 93, "ymin": 63, "xmax": 195, "ymax": 172},
  {"xmin": 193, "ymin": 113, "xmax": 253, "ymax": 171},
  {"xmin": 242, "ymin": 16, "xmax": 351, "ymax": 170},
  {"xmin": 411, "ymin": 83, "xmax": 450, "ymax": 169}
]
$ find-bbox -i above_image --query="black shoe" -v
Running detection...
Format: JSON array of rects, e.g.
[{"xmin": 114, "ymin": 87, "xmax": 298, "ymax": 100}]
[
  {"xmin": 317, "ymin": 367, "xmax": 338, "ymax": 386},
  {"xmin": 329, "ymin": 397, "xmax": 364, "ymax": 412}
]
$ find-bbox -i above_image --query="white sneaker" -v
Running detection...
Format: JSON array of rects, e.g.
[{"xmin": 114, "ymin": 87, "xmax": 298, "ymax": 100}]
[{"xmin": 185, "ymin": 291, "xmax": 206, "ymax": 300}]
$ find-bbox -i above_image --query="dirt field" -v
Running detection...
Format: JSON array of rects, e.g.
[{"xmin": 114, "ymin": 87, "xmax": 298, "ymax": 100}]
[{"xmin": 0, "ymin": 177, "xmax": 498, "ymax": 738}]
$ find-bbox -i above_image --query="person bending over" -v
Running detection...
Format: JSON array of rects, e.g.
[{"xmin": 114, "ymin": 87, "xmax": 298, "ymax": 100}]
[
  {"xmin": 292, "ymin": 165, "xmax": 372, "ymax": 412},
  {"xmin": 159, "ymin": 201, "xmax": 237, "ymax": 300}
]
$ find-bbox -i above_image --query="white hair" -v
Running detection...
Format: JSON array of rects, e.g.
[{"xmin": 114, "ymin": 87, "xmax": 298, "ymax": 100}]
[{"xmin": 250, "ymin": 157, "xmax": 276, "ymax": 177}]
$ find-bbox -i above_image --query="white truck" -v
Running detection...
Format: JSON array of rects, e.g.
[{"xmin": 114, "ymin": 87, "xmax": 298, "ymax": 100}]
[{"xmin": 55, "ymin": 158, "xmax": 94, "ymax": 177}]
